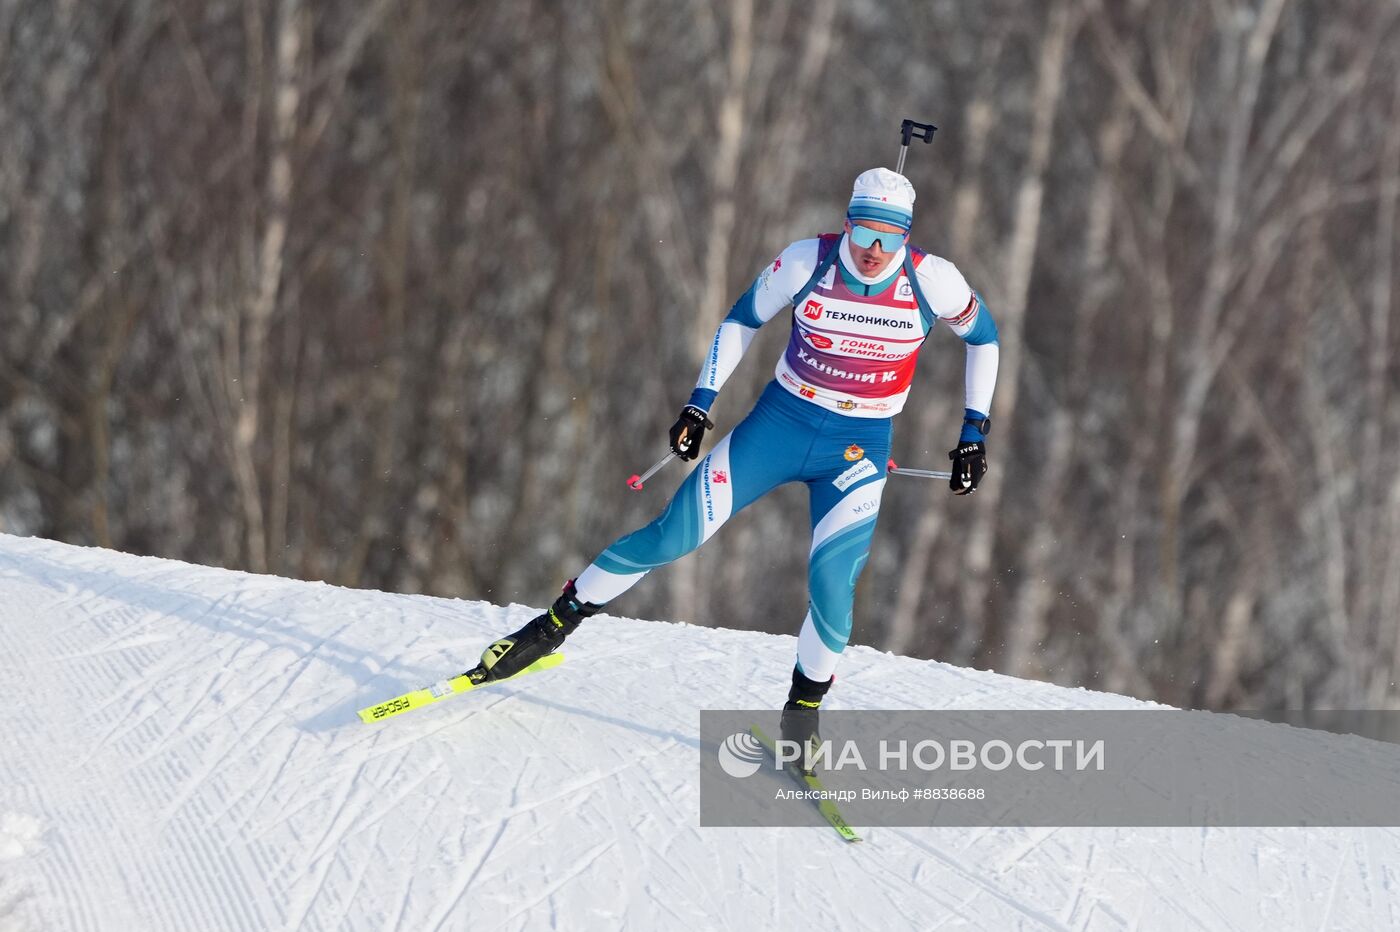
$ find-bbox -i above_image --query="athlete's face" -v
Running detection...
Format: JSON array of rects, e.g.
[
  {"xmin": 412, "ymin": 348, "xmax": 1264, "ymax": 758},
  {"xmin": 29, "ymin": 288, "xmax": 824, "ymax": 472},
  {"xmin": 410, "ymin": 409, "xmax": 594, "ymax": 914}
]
[{"xmin": 843, "ymin": 219, "xmax": 907, "ymax": 276}]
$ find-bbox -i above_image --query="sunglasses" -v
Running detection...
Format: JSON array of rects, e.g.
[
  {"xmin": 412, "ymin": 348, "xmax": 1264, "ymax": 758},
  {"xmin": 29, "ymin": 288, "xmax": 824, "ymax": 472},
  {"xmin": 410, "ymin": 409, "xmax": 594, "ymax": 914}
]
[{"xmin": 847, "ymin": 222, "xmax": 907, "ymax": 252}]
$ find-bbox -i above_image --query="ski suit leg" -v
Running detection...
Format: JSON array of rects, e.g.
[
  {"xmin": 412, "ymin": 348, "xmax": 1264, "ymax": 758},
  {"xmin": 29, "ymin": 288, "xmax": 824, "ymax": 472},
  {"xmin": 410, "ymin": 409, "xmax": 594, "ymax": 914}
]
[
  {"xmin": 794, "ymin": 426, "xmax": 891, "ymax": 683},
  {"xmin": 574, "ymin": 393, "xmax": 803, "ymax": 605}
]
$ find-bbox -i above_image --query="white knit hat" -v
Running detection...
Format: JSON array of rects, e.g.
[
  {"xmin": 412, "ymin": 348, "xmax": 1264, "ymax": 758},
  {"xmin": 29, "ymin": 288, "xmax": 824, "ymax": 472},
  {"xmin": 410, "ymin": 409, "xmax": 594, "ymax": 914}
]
[{"xmin": 847, "ymin": 167, "xmax": 916, "ymax": 230}]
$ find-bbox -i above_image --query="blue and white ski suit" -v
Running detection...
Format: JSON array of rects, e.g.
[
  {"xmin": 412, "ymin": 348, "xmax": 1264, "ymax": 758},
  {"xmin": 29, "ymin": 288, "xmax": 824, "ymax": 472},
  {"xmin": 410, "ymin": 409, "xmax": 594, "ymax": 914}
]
[{"xmin": 575, "ymin": 232, "xmax": 1000, "ymax": 681}]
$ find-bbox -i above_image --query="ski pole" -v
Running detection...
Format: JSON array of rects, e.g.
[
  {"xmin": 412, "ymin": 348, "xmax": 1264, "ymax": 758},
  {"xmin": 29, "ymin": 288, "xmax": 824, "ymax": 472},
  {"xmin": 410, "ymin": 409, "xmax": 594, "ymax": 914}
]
[
  {"xmin": 895, "ymin": 118, "xmax": 938, "ymax": 175},
  {"xmin": 627, "ymin": 452, "xmax": 677, "ymax": 491},
  {"xmin": 886, "ymin": 458, "xmax": 952, "ymax": 481}
]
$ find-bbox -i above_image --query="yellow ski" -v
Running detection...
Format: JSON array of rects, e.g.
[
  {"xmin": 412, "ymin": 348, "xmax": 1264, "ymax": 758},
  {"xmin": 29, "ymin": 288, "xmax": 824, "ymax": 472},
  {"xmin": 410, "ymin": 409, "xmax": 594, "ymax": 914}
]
[
  {"xmin": 357, "ymin": 653, "xmax": 564, "ymax": 723},
  {"xmin": 751, "ymin": 724, "xmax": 862, "ymax": 843}
]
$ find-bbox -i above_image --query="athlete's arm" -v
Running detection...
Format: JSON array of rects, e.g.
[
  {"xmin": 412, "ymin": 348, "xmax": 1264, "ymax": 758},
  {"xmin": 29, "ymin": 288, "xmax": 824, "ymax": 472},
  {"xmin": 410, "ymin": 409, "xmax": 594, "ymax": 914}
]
[
  {"xmin": 688, "ymin": 239, "xmax": 819, "ymax": 413},
  {"xmin": 916, "ymin": 256, "xmax": 1000, "ymax": 437}
]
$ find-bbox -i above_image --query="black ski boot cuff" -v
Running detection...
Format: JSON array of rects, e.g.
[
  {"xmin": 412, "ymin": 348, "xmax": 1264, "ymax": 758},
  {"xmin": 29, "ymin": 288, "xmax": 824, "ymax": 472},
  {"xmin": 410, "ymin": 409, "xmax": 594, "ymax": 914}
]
[
  {"xmin": 786, "ymin": 666, "xmax": 834, "ymax": 710},
  {"xmin": 547, "ymin": 579, "xmax": 603, "ymax": 636}
]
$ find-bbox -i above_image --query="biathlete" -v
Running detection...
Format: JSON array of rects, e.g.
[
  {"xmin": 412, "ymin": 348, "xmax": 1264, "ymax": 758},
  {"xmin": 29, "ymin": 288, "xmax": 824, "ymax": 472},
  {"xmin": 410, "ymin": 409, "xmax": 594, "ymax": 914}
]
[{"xmin": 472, "ymin": 167, "xmax": 1000, "ymax": 747}]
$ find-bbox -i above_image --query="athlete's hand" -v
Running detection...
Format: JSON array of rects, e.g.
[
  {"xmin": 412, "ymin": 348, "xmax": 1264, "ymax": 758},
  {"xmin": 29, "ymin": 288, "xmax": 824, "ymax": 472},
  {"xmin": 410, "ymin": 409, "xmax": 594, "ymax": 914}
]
[
  {"xmin": 669, "ymin": 405, "xmax": 714, "ymax": 461},
  {"xmin": 948, "ymin": 440, "xmax": 987, "ymax": 494}
]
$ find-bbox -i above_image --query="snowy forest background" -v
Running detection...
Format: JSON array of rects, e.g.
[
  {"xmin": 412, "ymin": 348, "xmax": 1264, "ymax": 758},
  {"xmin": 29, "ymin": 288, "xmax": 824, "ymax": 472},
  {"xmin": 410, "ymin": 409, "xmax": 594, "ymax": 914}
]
[{"xmin": 3, "ymin": 0, "xmax": 1399, "ymax": 710}]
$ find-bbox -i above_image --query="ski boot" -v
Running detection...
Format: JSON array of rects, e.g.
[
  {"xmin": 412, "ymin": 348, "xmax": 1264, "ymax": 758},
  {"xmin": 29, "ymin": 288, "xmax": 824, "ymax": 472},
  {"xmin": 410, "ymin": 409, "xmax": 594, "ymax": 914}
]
[
  {"xmin": 471, "ymin": 580, "xmax": 601, "ymax": 683},
  {"xmin": 780, "ymin": 665, "xmax": 833, "ymax": 774}
]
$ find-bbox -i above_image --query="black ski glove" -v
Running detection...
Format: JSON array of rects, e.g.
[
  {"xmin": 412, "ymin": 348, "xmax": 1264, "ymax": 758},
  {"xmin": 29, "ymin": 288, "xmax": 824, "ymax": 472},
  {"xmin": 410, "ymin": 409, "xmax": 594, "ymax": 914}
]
[
  {"xmin": 948, "ymin": 440, "xmax": 987, "ymax": 495},
  {"xmin": 669, "ymin": 405, "xmax": 714, "ymax": 461}
]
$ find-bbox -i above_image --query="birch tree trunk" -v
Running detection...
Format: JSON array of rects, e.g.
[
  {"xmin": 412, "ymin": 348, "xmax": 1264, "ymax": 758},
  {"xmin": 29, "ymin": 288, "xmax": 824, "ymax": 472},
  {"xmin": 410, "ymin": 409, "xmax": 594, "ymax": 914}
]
[
  {"xmin": 1001, "ymin": 93, "xmax": 1129, "ymax": 676},
  {"xmin": 672, "ymin": 0, "xmax": 755, "ymax": 625},
  {"xmin": 952, "ymin": 0, "xmax": 1077, "ymax": 663},
  {"xmin": 230, "ymin": 0, "xmax": 303, "ymax": 574}
]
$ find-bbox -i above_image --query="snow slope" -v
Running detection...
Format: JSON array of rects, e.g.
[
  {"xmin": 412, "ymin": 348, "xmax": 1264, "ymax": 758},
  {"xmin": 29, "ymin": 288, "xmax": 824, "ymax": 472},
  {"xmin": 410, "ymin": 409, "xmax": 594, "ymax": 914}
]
[{"xmin": 1, "ymin": 533, "xmax": 1397, "ymax": 932}]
